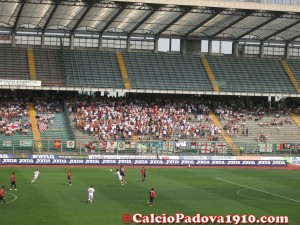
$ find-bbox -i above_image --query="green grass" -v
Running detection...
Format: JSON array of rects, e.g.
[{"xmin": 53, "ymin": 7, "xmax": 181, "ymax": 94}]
[{"xmin": 0, "ymin": 167, "xmax": 300, "ymax": 225}]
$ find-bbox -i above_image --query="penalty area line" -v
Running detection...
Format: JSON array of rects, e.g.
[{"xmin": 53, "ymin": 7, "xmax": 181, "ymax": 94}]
[{"xmin": 216, "ymin": 177, "xmax": 300, "ymax": 204}]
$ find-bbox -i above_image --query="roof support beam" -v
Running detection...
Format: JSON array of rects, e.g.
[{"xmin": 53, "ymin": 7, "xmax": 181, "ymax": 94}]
[
  {"xmin": 127, "ymin": 5, "xmax": 159, "ymax": 35},
  {"xmin": 98, "ymin": 3, "xmax": 128, "ymax": 34},
  {"xmin": 234, "ymin": 12, "xmax": 282, "ymax": 40},
  {"xmin": 261, "ymin": 19, "xmax": 300, "ymax": 42},
  {"xmin": 12, "ymin": 0, "xmax": 26, "ymax": 31},
  {"xmin": 183, "ymin": 10, "xmax": 222, "ymax": 37},
  {"xmin": 70, "ymin": 1, "xmax": 96, "ymax": 33},
  {"xmin": 209, "ymin": 10, "xmax": 252, "ymax": 39},
  {"xmin": 287, "ymin": 33, "xmax": 300, "ymax": 43},
  {"xmin": 41, "ymin": 1, "xmax": 61, "ymax": 32},
  {"xmin": 155, "ymin": 6, "xmax": 193, "ymax": 36}
]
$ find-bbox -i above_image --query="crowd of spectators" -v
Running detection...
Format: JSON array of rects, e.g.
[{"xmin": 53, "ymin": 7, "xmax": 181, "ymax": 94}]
[
  {"xmin": 66, "ymin": 95, "xmax": 299, "ymax": 143},
  {"xmin": 0, "ymin": 94, "xmax": 63, "ymax": 136},
  {"xmin": 213, "ymin": 100, "xmax": 297, "ymax": 142},
  {"xmin": 0, "ymin": 95, "xmax": 31, "ymax": 136},
  {"xmin": 66, "ymin": 96, "xmax": 222, "ymax": 142},
  {"xmin": 34, "ymin": 98, "xmax": 62, "ymax": 131},
  {"xmin": 0, "ymin": 92, "xmax": 297, "ymax": 143}
]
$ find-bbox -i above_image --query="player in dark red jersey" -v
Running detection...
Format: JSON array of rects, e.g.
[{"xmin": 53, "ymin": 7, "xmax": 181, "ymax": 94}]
[
  {"xmin": 147, "ymin": 188, "xmax": 156, "ymax": 207},
  {"xmin": 68, "ymin": 169, "xmax": 72, "ymax": 186},
  {"xmin": 120, "ymin": 165, "xmax": 126, "ymax": 183},
  {"xmin": 0, "ymin": 186, "xmax": 6, "ymax": 205},
  {"xmin": 141, "ymin": 167, "xmax": 146, "ymax": 182},
  {"xmin": 10, "ymin": 172, "xmax": 17, "ymax": 191}
]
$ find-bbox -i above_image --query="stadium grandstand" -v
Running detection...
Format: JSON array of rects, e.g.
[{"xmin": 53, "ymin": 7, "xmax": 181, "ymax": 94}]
[{"xmin": 0, "ymin": 0, "xmax": 299, "ymax": 157}]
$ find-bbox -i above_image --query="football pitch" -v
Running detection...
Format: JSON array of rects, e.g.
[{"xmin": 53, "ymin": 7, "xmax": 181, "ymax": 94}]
[{"xmin": 0, "ymin": 167, "xmax": 300, "ymax": 225}]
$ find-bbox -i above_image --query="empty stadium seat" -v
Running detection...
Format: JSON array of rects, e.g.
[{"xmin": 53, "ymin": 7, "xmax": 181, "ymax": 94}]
[{"xmin": 207, "ymin": 55, "xmax": 296, "ymax": 94}]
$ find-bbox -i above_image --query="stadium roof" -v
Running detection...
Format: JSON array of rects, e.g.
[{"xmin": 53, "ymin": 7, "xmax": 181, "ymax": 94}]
[{"xmin": 1, "ymin": 0, "xmax": 300, "ymax": 43}]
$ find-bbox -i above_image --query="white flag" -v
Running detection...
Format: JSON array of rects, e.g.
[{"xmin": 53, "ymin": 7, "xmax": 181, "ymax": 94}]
[
  {"xmin": 259, "ymin": 143, "xmax": 273, "ymax": 152},
  {"xmin": 20, "ymin": 140, "xmax": 32, "ymax": 147},
  {"xmin": 106, "ymin": 141, "xmax": 117, "ymax": 153},
  {"xmin": 117, "ymin": 141, "xmax": 125, "ymax": 151},
  {"xmin": 3, "ymin": 141, "xmax": 12, "ymax": 147},
  {"xmin": 67, "ymin": 141, "xmax": 75, "ymax": 149}
]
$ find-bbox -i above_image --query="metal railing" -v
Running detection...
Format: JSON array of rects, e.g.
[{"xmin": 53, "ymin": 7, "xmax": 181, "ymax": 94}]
[
  {"xmin": 223, "ymin": 0, "xmax": 300, "ymax": 5},
  {"xmin": 1, "ymin": 139, "xmax": 299, "ymax": 157}
]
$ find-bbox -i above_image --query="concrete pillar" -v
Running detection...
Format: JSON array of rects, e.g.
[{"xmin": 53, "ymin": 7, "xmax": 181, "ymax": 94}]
[
  {"xmin": 41, "ymin": 33, "xmax": 45, "ymax": 48},
  {"xmin": 11, "ymin": 32, "xmax": 16, "ymax": 47},
  {"xmin": 127, "ymin": 36, "xmax": 131, "ymax": 52},
  {"xmin": 11, "ymin": 89, "xmax": 16, "ymax": 98},
  {"xmin": 154, "ymin": 37, "xmax": 158, "ymax": 53},
  {"xmin": 70, "ymin": 34, "xmax": 74, "ymax": 50},
  {"xmin": 180, "ymin": 39, "xmax": 187, "ymax": 54},
  {"xmin": 232, "ymin": 41, "xmax": 239, "ymax": 56},
  {"xmin": 98, "ymin": 35, "xmax": 103, "ymax": 51},
  {"xmin": 208, "ymin": 40, "xmax": 212, "ymax": 55},
  {"xmin": 259, "ymin": 42, "xmax": 264, "ymax": 58},
  {"xmin": 284, "ymin": 43, "xmax": 290, "ymax": 59}
]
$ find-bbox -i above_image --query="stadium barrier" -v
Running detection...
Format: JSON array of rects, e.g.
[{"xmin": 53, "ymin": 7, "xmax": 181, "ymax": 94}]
[
  {"xmin": 0, "ymin": 139, "xmax": 299, "ymax": 157},
  {"xmin": 0, "ymin": 157, "xmax": 288, "ymax": 167}
]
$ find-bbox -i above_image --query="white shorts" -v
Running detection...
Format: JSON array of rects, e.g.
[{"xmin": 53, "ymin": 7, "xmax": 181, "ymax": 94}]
[
  {"xmin": 89, "ymin": 194, "xmax": 93, "ymax": 200},
  {"xmin": 118, "ymin": 176, "xmax": 123, "ymax": 181},
  {"xmin": 34, "ymin": 175, "xmax": 38, "ymax": 180}
]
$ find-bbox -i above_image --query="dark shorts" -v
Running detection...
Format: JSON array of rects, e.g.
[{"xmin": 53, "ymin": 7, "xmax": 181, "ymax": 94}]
[
  {"xmin": 68, "ymin": 176, "xmax": 71, "ymax": 180},
  {"xmin": 142, "ymin": 174, "xmax": 146, "ymax": 177},
  {"xmin": 120, "ymin": 172, "xmax": 125, "ymax": 177},
  {"xmin": 11, "ymin": 181, "xmax": 16, "ymax": 185},
  {"xmin": 0, "ymin": 196, "xmax": 3, "ymax": 201}
]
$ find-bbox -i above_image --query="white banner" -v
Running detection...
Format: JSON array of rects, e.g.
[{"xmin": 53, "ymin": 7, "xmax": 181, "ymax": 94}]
[
  {"xmin": 0, "ymin": 80, "xmax": 41, "ymax": 86},
  {"xmin": 106, "ymin": 141, "xmax": 117, "ymax": 153},
  {"xmin": 3, "ymin": 141, "xmax": 12, "ymax": 147},
  {"xmin": 67, "ymin": 141, "xmax": 75, "ymax": 149},
  {"xmin": 20, "ymin": 140, "xmax": 32, "ymax": 147},
  {"xmin": 259, "ymin": 144, "xmax": 273, "ymax": 152},
  {"xmin": 117, "ymin": 141, "xmax": 125, "ymax": 151}
]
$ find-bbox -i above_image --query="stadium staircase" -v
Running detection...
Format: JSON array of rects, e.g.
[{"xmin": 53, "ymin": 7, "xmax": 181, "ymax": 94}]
[
  {"xmin": 27, "ymin": 47, "xmax": 37, "ymax": 80},
  {"xmin": 289, "ymin": 112, "xmax": 300, "ymax": 128},
  {"xmin": 210, "ymin": 112, "xmax": 239, "ymax": 155},
  {"xmin": 39, "ymin": 112, "xmax": 71, "ymax": 152},
  {"xmin": 286, "ymin": 59, "xmax": 300, "ymax": 87},
  {"xmin": 280, "ymin": 59, "xmax": 300, "ymax": 94},
  {"xmin": 29, "ymin": 103, "xmax": 42, "ymax": 152},
  {"xmin": 200, "ymin": 56, "xmax": 220, "ymax": 92},
  {"xmin": 116, "ymin": 51, "xmax": 132, "ymax": 89}
]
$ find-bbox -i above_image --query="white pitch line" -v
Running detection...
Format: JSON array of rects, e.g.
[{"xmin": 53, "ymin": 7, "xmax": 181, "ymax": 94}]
[
  {"xmin": 216, "ymin": 178, "xmax": 300, "ymax": 204},
  {"xmin": 0, "ymin": 192, "xmax": 18, "ymax": 204},
  {"xmin": 236, "ymin": 188, "xmax": 292, "ymax": 204}
]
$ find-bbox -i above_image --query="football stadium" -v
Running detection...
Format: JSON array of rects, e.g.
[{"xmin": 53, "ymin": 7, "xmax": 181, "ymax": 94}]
[{"xmin": 0, "ymin": 0, "xmax": 300, "ymax": 224}]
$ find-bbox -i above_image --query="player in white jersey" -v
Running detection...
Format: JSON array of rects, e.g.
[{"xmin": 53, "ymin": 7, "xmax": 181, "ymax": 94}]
[
  {"xmin": 31, "ymin": 169, "xmax": 40, "ymax": 183},
  {"xmin": 116, "ymin": 169, "xmax": 124, "ymax": 185},
  {"xmin": 87, "ymin": 185, "xmax": 95, "ymax": 203}
]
